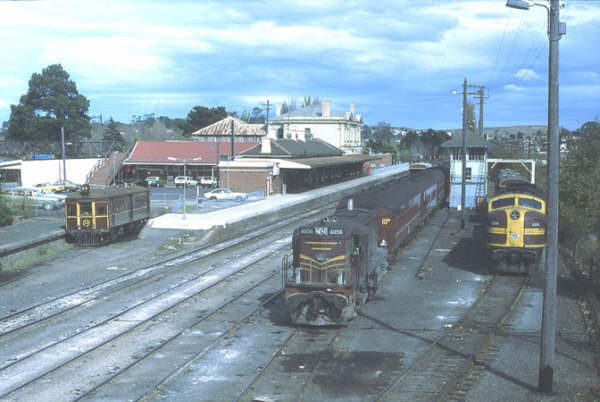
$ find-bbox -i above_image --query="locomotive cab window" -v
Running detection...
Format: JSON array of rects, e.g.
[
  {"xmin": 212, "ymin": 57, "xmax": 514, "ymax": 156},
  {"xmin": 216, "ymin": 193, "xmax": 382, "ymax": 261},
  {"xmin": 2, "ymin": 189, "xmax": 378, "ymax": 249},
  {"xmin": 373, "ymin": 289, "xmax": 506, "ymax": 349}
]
[
  {"xmin": 80, "ymin": 203, "xmax": 92, "ymax": 215},
  {"xmin": 518, "ymin": 198, "xmax": 542, "ymax": 210},
  {"xmin": 491, "ymin": 197, "xmax": 514, "ymax": 209}
]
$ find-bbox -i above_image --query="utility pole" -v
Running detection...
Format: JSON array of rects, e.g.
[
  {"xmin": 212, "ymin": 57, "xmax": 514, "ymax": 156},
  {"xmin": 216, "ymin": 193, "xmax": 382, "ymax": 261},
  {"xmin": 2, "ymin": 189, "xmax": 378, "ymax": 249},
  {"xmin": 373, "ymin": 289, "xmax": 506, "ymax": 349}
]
[
  {"xmin": 61, "ymin": 126, "xmax": 67, "ymax": 182},
  {"xmin": 458, "ymin": 81, "xmax": 486, "ymax": 230},
  {"xmin": 461, "ymin": 78, "xmax": 467, "ymax": 230},
  {"xmin": 475, "ymin": 86, "xmax": 488, "ymax": 138},
  {"xmin": 231, "ymin": 118, "xmax": 235, "ymax": 159},
  {"xmin": 265, "ymin": 99, "xmax": 270, "ymax": 137},
  {"xmin": 540, "ymin": 0, "xmax": 561, "ymax": 393}
]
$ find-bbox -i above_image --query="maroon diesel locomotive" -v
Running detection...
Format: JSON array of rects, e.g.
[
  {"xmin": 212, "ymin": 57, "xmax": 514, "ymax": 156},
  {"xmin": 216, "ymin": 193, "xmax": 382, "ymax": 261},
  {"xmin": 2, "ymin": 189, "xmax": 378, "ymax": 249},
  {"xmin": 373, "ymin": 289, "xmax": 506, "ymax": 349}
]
[{"xmin": 283, "ymin": 167, "xmax": 448, "ymax": 325}]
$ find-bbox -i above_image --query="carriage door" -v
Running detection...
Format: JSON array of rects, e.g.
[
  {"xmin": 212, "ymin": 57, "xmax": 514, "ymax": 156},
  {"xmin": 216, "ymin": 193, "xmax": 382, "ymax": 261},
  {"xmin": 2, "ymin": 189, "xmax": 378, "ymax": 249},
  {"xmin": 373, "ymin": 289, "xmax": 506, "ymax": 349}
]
[
  {"xmin": 78, "ymin": 202, "xmax": 93, "ymax": 230},
  {"xmin": 95, "ymin": 202, "xmax": 108, "ymax": 229}
]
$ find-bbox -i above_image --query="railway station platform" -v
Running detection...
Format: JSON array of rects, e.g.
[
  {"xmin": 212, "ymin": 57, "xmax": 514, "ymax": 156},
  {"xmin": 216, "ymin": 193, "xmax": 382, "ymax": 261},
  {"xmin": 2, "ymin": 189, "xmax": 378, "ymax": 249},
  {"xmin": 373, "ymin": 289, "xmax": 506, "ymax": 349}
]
[
  {"xmin": 0, "ymin": 164, "xmax": 409, "ymax": 258},
  {"xmin": 149, "ymin": 164, "xmax": 409, "ymax": 231}
]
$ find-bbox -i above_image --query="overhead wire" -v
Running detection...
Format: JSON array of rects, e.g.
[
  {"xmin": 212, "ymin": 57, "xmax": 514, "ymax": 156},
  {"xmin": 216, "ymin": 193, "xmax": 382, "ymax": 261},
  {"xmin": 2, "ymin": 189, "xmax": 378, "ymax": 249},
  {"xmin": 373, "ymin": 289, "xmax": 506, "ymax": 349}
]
[
  {"xmin": 490, "ymin": 16, "xmax": 548, "ymax": 101},
  {"xmin": 486, "ymin": 8, "xmax": 512, "ymax": 90}
]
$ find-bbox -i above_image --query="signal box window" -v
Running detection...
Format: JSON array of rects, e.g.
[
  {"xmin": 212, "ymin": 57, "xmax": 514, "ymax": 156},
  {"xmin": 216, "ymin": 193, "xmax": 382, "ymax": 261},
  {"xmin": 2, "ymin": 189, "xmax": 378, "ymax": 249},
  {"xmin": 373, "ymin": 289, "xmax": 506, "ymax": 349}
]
[{"xmin": 465, "ymin": 167, "xmax": 472, "ymax": 181}]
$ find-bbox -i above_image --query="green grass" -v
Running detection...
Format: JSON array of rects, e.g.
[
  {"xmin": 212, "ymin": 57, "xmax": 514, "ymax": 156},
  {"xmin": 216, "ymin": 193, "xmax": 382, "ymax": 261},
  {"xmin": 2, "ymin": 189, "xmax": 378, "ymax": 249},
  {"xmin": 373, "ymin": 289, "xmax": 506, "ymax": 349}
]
[{"xmin": 0, "ymin": 240, "xmax": 74, "ymax": 273}]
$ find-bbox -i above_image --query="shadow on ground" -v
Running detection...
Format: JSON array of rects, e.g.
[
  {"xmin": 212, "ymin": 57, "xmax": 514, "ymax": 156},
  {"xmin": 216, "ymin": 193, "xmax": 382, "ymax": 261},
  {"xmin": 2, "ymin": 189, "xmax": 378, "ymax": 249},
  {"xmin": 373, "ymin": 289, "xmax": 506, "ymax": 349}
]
[{"xmin": 443, "ymin": 215, "xmax": 491, "ymax": 275}]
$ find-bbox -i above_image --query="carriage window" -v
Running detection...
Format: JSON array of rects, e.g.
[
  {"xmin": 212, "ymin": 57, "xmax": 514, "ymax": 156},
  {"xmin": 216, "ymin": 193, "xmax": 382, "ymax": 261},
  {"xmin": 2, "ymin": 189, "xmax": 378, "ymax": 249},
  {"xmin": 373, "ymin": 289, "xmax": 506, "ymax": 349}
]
[
  {"xmin": 67, "ymin": 203, "xmax": 77, "ymax": 216},
  {"xmin": 518, "ymin": 198, "xmax": 542, "ymax": 210},
  {"xmin": 491, "ymin": 198, "xmax": 514, "ymax": 209},
  {"xmin": 95, "ymin": 204, "xmax": 106, "ymax": 215},
  {"xmin": 79, "ymin": 203, "xmax": 92, "ymax": 215}
]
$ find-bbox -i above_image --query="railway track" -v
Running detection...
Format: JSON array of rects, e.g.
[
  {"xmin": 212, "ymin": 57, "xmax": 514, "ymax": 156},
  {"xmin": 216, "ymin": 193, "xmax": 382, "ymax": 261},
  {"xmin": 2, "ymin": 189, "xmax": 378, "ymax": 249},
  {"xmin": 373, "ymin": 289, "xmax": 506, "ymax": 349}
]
[
  {"xmin": 0, "ymin": 203, "xmax": 334, "ymax": 336},
  {"xmin": 372, "ymin": 274, "xmax": 528, "ymax": 402},
  {"xmin": 0, "ymin": 205, "xmax": 336, "ymax": 400},
  {"xmin": 0, "ymin": 238, "xmax": 287, "ymax": 399}
]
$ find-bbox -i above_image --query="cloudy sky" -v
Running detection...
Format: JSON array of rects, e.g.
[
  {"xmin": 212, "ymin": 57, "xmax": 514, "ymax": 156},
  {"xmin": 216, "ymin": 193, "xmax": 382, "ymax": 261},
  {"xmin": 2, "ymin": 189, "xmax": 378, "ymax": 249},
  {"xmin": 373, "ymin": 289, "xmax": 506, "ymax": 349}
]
[{"xmin": 0, "ymin": 0, "xmax": 598, "ymax": 130}]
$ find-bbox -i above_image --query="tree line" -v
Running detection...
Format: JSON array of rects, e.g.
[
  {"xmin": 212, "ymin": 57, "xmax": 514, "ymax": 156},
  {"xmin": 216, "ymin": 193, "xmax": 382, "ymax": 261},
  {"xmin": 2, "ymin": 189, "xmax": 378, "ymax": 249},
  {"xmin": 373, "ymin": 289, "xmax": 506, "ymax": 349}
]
[
  {"xmin": 3, "ymin": 64, "xmax": 260, "ymax": 145},
  {"xmin": 362, "ymin": 122, "xmax": 450, "ymax": 162}
]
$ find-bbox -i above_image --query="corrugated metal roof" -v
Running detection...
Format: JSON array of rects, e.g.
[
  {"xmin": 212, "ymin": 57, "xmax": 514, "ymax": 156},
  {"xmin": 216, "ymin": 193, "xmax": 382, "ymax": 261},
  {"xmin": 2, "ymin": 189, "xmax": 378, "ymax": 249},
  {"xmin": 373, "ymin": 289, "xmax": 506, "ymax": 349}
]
[
  {"xmin": 290, "ymin": 154, "xmax": 378, "ymax": 168},
  {"xmin": 240, "ymin": 139, "xmax": 344, "ymax": 158},
  {"xmin": 123, "ymin": 140, "xmax": 256, "ymax": 165},
  {"xmin": 190, "ymin": 116, "xmax": 266, "ymax": 137},
  {"xmin": 441, "ymin": 131, "xmax": 493, "ymax": 148}
]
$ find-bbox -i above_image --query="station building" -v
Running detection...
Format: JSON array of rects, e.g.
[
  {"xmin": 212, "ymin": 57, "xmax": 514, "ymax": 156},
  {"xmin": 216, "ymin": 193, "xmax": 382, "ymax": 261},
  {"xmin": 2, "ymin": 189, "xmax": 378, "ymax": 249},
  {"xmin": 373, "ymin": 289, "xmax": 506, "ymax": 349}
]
[{"xmin": 218, "ymin": 138, "xmax": 378, "ymax": 195}]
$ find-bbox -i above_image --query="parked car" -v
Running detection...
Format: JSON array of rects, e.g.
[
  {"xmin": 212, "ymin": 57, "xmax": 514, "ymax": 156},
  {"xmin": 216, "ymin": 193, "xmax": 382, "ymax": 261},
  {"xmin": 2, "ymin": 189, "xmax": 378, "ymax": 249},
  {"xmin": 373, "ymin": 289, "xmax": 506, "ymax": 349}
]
[
  {"xmin": 42, "ymin": 180, "xmax": 79, "ymax": 193},
  {"xmin": 204, "ymin": 188, "xmax": 247, "ymax": 201},
  {"xmin": 174, "ymin": 176, "xmax": 198, "ymax": 187},
  {"xmin": 199, "ymin": 176, "xmax": 218, "ymax": 187},
  {"xmin": 145, "ymin": 176, "xmax": 164, "ymax": 187},
  {"xmin": 1, "ymin": 187, "xmax": 65, "ymax": 210}
]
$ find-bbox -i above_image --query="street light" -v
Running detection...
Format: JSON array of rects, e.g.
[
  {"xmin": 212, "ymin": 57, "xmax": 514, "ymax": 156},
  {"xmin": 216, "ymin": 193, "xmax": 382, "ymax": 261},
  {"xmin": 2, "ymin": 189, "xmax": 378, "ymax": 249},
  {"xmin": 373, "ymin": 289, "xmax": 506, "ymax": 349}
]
[
  {"xmin": 506, "ymin": 0, "xmax": 564, "ymax": 393},
  {"xmin": 506, "ymin": 0, "xmax": 530, "ymax": 10},
  {"xmin": 167, "ymin": 156, "xmax": 202, "ymax": 219}
]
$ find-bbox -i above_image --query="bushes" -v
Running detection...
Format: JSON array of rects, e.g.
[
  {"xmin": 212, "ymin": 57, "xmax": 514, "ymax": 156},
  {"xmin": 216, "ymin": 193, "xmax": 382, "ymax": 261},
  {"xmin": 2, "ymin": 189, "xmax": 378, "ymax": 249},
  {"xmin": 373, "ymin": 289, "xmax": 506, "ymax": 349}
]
[{"xmin": 0, "ymin": 198, "xmax": 14, "ymax": 226}]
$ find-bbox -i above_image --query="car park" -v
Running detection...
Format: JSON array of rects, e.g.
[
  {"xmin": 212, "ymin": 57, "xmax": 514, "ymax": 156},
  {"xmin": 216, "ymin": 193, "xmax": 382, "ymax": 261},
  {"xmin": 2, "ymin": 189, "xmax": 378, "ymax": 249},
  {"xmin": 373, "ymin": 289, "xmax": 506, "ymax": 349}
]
[
  {"xmin": 204, "ymin": 188, "xmax": 247, "ymax": 201},
  {"xmin": 199, "ymin": 176, "xmax": 218, "ymax": 187},
  {"xmin": 145, "ymin": 176, "xmax": 164, "ymax": 187},
  {"xmin": 41, "ymin": 180, "xmax": 79, "ymax": 193},
  {"xmin": 1, "ymin": 187, "xmax": 65, "ymax": 210},
  {"xmin": 174, "ymin": 176, "xmax": 198, "ymax": 187}
]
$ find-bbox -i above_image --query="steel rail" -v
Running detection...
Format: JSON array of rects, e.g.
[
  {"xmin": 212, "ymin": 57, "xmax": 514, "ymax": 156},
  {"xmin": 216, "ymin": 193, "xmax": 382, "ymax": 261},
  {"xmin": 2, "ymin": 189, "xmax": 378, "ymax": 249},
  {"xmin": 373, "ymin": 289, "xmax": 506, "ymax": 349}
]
[
  {"xmin": 0, "ymin": 241, "xmax": 288, "ymax": 398},
  {"xmin": 371, "ymin": 275, "xmax": 499, "ymax": 402},
  {"xmin": 0, "ymin": 203, "xmax": 334, "ymax": 337},
  {"xmin": 291, "ymin": 328, "xmax": 343, "ymax": 402},
  {"xmin": 0, "ymin": 235, "xmax": 290, "ymax": 375},
  {"xmin": 76, "ymin": 274, "xmax": 285, "ymax": 401},
  {"xmin": 135, "ymin": 289, "xmax": 286, "ymax": 402},
  {"xmin": 233, "ymin": 328, "xmax": 301, "ymax": 402},
  {"xmin": 431, "ymin": 276, "xmax": 529, "ymax": 402}
]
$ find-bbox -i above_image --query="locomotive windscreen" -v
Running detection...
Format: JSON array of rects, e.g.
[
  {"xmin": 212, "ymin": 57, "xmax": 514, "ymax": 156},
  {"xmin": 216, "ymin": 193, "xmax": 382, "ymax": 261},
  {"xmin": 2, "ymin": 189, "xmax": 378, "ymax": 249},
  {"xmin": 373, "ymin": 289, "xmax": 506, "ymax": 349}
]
[{"xmin": 296, "ymin": 227, "xmax": 346, "ymax": 285}]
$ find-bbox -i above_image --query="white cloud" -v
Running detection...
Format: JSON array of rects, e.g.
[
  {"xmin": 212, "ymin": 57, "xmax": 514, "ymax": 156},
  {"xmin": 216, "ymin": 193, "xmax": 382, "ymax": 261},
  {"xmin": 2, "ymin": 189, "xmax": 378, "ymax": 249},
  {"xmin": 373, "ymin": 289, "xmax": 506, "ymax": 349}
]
[
  {"xmin": 514, "ymin": 69, "xmax": 540, "ymax": 81},
  {"xmin": 504, "ymin": 84, "xmax": 525, "ymax": 92},
  {"xmin": 225, "ymin": 9, "xmax": 246, "ymax": 20}
]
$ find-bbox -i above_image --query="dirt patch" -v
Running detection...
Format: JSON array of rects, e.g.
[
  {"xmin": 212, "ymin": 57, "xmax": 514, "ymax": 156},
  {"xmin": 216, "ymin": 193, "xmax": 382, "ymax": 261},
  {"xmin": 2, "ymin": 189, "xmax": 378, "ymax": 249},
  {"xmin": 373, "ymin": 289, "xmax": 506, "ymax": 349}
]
[
  {"xmin": 0, "ymin": 267, "xmax": 28, "ymax": 286},
  {"xmin": 282, "ymin": 350, "xmax": 404, "ymax": 397}
]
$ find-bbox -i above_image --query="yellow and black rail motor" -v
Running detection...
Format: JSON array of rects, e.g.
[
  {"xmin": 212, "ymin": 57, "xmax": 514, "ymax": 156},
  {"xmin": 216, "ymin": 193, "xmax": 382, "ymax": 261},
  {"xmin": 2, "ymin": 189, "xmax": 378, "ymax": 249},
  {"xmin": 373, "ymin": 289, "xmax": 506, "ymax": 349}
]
[{"xmin": 65, "ymin": 185, "xmax": 150, "ymax": 246}]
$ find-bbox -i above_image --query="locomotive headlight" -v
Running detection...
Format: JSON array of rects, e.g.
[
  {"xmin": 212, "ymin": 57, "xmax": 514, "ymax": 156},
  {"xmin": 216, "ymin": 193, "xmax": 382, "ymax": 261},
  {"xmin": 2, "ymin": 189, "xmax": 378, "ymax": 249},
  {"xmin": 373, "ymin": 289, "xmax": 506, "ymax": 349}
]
[{"xmin": 510, "ymin": 211, "xmax": 520, "ymax": 220}]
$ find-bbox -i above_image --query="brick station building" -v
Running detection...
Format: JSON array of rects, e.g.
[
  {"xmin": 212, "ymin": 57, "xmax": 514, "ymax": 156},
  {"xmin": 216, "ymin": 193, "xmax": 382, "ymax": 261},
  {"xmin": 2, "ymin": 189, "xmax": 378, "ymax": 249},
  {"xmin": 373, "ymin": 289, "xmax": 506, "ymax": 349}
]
[{"xmin": 219, "ymin": 138, "xmax": 378, "ymax": 195}]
